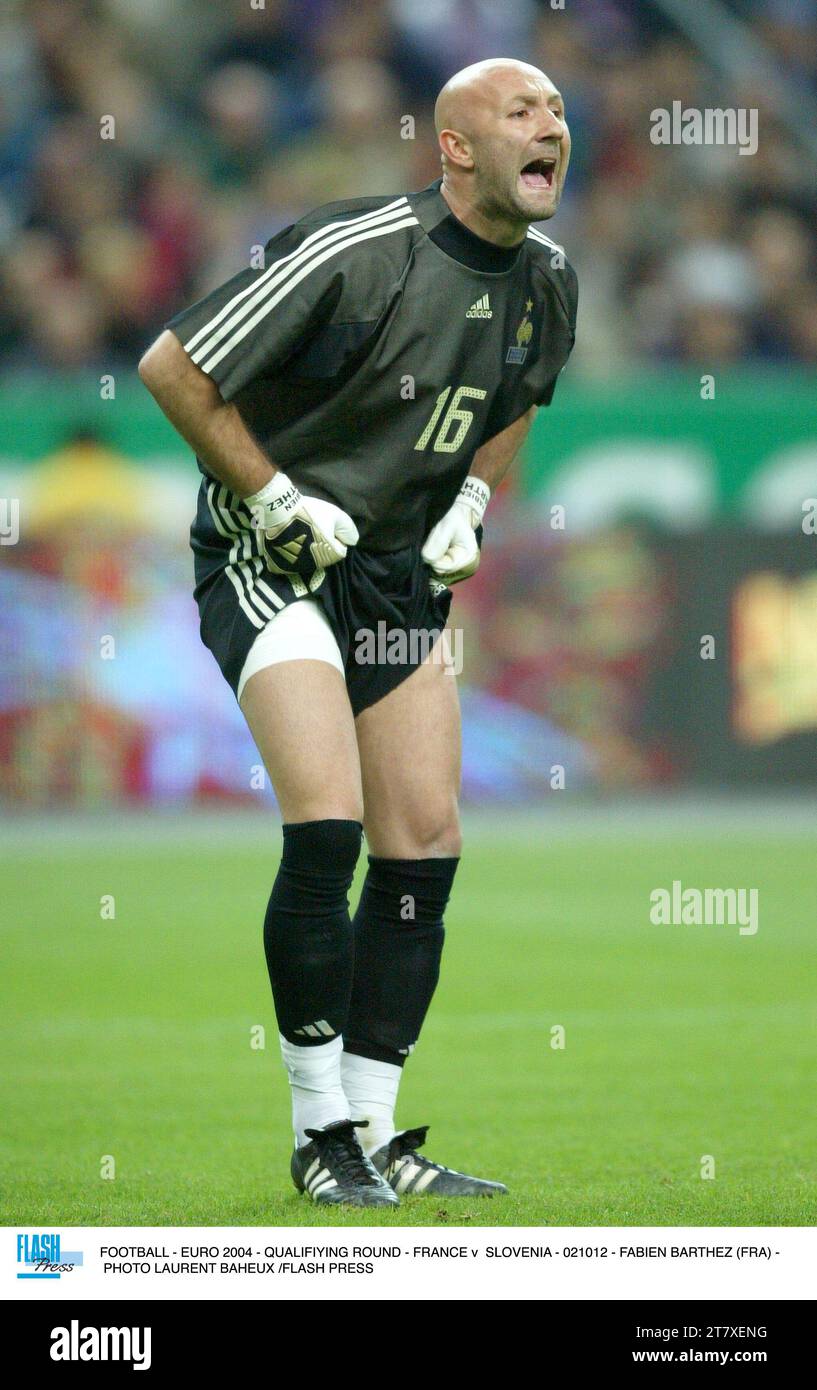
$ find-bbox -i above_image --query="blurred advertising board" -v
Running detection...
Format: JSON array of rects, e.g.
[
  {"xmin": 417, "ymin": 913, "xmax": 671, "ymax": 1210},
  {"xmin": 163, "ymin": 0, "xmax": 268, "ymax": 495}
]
[
  {"xmin": 525, "ymin": 372, "xmax": 816, "ymax": 533},
  {"xmin": 644, "ymin": 530, "xmax": 817, "ymax": 786}
]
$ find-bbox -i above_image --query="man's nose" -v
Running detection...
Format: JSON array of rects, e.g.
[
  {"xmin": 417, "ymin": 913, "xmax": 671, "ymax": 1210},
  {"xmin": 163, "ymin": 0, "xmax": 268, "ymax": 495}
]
[{"xmin": 535, "ymin": 110, "xmax": 564, "ymax": 143}]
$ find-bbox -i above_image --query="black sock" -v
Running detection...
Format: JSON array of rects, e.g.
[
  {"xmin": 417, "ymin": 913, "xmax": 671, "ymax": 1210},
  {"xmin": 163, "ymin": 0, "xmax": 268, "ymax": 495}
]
[
  {"xmin": 344, "ymin": 855, "xmax": 460, "ymax": 1067},
  {"xmin": 263, "ymin": 819, "xmax": 362, "ymax": 1045}
]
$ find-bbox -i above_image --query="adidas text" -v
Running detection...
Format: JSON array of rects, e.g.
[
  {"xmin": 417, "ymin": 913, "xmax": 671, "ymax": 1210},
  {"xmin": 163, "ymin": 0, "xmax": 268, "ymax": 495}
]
[{"xmin": 466, "ymin": 295, "xmax": 492, "ymax": 319}]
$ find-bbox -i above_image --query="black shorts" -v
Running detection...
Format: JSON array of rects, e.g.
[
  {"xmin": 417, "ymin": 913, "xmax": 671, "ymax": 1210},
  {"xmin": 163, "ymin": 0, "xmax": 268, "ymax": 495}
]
[{"xmin": 191, "ymin": 480, "xmax": 453, "ymax": 716}]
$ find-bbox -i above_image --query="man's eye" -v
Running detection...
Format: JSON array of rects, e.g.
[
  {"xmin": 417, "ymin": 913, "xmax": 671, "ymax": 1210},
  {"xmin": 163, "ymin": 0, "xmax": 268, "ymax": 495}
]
[{"xmin": 511, "ymin": 110, "xmax": 528, "ymax": 118}]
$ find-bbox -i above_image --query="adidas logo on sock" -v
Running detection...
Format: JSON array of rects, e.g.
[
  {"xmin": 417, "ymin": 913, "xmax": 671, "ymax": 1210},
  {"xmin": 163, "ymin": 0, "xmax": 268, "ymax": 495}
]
[
  {"xmin": 294, "ymin": 1019, "xmax": 336, "ymax": 1038},
  {"xmin": 466, "ymin": 294, "xmax": 492, "ymax": 319}
]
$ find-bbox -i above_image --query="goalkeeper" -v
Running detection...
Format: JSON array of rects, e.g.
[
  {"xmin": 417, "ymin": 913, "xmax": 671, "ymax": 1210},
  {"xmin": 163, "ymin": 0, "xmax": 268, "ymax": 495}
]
[{"xmin": 139, "ymin": 57, "xmax": 576, "ymax": 1206}]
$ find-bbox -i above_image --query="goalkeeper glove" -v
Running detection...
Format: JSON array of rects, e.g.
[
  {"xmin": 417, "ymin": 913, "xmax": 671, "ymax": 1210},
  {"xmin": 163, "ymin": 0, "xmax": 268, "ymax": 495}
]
[
  {"xmin": 421, "ymin": 476, "xmax": 490, "ymax": 585},
  {"xmin": 245, "ymin": 472, "xmax": 359, "ymax": 584}
]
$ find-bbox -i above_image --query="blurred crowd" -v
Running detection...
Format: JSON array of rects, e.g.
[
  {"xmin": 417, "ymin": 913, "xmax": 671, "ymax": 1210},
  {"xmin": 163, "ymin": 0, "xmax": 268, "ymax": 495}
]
[{"xmin": 1, "ymin": 0, "xmax": 817, "ymax": 378}]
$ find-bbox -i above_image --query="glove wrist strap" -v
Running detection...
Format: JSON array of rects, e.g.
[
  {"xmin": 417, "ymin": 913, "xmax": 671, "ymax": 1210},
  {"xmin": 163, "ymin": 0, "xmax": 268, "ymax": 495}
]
[
  {"xmin": 459, "ymin": 475, "xmax": 491, "ymax": 526},
  {"xmin": 244, "ymin": 471, "xmax": 302, "ymax": 527}
]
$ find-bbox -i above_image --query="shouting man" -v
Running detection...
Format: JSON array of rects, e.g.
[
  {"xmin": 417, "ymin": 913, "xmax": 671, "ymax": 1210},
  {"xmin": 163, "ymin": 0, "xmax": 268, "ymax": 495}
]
[{"xmin": 139, "ymin": 58, "xmax": 577, "ymax": 1206}]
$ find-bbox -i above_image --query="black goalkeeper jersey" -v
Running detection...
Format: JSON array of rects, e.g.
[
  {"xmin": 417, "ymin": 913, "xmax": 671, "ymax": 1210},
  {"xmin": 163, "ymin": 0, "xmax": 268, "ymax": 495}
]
[{"xmin": 167, "ymin": 178, "xmax": 578, "ymax": 553}]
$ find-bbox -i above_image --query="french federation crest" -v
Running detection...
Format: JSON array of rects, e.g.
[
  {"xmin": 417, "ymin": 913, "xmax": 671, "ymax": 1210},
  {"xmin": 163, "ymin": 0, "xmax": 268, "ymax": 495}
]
[{"xmin": 506, "ymin": 298, "xmax": 534, "ymax": 364}]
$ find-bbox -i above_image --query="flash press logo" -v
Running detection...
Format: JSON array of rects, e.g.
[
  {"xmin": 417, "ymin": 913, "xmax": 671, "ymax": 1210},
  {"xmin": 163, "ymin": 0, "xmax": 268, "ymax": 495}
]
[
  {"xmin": 50, "ymin": 1321, "xmax": 152, "ymax": 1372},
  {"xmin": 16, "ymin": 1232, "xmax": 83, "ymax": 1279}
]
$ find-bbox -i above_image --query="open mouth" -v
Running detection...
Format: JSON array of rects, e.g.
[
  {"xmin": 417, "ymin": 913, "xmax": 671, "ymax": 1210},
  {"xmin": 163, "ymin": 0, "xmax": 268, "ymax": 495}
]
[{"xmin": 520, "ymin": 157, "xmax": 556, "ymax": 190}]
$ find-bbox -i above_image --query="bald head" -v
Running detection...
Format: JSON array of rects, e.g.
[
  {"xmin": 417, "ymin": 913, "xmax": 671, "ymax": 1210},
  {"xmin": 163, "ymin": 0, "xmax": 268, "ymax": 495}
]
[
  {"xmin": 432, "ymin": 57, "xmax": 570, "ymax": 240},
  {"xmin": 434, "ymin": 59, "xmax": 550, "ymax": 140}
]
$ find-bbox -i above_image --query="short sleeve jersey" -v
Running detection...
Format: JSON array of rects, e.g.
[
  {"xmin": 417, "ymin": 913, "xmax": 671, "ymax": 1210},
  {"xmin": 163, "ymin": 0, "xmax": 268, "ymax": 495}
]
[{"xmin": 167, "ymin": 178, "xmax": 578, "ymax": 553}]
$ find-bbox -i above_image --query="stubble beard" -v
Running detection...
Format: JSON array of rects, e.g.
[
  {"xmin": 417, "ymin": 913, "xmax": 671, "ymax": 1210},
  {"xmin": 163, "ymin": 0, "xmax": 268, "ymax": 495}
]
[{"xmin": 474, "ymin": 157, "xmax": 558, "ymax": 232}]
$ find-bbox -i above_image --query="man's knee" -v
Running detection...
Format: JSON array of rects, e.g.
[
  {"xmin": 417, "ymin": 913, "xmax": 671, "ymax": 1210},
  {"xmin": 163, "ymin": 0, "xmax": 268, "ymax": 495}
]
[
  {"xmin": 420, "ymin": 813, "xmax": 462, "ymax": 859},
  {"xmin": 373, "ymin": 800, "xmax": 462, "ymax": 859}
]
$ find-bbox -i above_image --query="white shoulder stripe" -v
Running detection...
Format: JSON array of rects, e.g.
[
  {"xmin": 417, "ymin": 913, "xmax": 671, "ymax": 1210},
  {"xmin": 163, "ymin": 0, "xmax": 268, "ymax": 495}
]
[
  {"xmin": 185, "ymin": 199, "xmax": 412, "ymax": 362},
  {"xmin": 198, "ymin": 213, "xmax": 418, "ymax": 375},
  {"xmin": 527, "ymin": 225, "xmax": 565, "ymax": 255}
]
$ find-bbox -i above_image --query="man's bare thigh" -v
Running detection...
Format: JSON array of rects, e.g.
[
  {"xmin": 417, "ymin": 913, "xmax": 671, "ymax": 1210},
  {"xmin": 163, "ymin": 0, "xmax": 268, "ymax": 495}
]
[
  {"xmin": 354, "ymin": 632, "xmax": 462, "ymax": 858},
  {"xmin": 240, "ymin": 659, "xmax": 364, "ymax": 824}
]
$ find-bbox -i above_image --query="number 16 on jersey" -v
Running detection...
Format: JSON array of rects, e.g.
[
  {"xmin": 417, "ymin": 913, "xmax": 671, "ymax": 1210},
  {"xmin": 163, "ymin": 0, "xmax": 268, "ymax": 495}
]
[{"xmin": 414, "ymin": 385, "xmax": 487, "ymax": 454}]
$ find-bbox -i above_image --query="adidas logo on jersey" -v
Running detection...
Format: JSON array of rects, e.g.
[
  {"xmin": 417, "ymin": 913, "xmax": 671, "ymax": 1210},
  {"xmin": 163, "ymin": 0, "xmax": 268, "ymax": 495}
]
[{"xmin": 466, "ymin": 294, "xmax": 492, "ymax": 319}]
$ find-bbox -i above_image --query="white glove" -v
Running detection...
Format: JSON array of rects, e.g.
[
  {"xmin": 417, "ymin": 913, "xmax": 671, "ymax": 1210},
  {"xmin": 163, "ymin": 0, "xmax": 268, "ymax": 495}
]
[
  {"xmin": 245, "ymin": 472, "xmax": 359, "ymax": 583},
  {"xmin": 421, "ymin": 476, "xmax": 490, "ymax": 585}
]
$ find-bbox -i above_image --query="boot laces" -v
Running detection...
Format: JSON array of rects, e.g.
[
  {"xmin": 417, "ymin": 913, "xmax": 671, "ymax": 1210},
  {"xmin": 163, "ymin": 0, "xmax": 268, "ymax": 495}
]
[{"xmin": 304, "ymin": 1120, "xmax": 380, "ymax": 1187}]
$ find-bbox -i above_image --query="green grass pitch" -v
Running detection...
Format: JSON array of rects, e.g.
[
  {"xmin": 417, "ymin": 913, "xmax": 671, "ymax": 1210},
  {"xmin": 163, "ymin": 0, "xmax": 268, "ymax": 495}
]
[{"xmin": 2, "ymin": 822, "xmax": 815, "ymax": 1227}]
